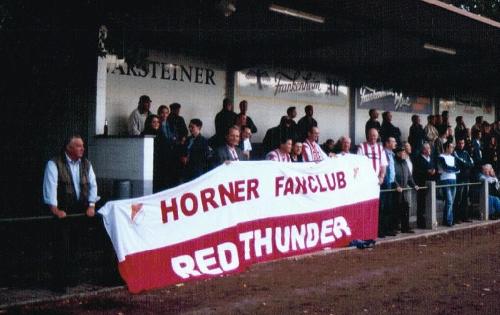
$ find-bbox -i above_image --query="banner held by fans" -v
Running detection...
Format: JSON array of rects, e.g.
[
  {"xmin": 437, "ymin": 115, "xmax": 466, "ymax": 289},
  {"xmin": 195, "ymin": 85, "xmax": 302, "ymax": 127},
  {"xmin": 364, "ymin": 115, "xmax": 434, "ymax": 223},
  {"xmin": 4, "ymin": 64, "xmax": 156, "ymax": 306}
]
[{"xmin": 99, "ymin": 155, "xmax": 379, "ymax": 293}]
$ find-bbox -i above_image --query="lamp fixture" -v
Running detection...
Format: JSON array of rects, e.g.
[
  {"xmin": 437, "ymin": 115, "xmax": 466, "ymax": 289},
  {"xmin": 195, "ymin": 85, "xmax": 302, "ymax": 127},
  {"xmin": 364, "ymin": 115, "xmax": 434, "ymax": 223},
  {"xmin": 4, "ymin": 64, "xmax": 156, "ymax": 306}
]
[
  {"xmin": 269, "ymin": 3, "xmax": 325, "ymax": 24},
  {"xmin": 423, "ymin": 43, "xmax": 456, "ymax": 55}
]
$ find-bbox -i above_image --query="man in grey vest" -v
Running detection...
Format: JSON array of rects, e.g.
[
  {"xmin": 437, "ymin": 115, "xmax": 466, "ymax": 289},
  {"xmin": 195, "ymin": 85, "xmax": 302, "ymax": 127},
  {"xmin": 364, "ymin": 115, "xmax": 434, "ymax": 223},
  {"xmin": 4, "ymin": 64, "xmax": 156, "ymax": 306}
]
[{"xmin": 43, "ymin": 135, "xmax": 98, "ymax": 292}]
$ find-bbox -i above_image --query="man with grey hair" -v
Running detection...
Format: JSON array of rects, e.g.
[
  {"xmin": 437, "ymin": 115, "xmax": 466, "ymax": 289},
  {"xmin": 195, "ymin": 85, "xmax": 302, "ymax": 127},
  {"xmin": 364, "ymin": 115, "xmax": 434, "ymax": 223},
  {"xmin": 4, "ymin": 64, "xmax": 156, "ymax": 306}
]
[
  {"xmin": 413, "ymin": 142, "xmax": 436, "ymax": 228},
  {"xmin": 479, "ymin": 164, "xmax": 500, "ymax": 219}
]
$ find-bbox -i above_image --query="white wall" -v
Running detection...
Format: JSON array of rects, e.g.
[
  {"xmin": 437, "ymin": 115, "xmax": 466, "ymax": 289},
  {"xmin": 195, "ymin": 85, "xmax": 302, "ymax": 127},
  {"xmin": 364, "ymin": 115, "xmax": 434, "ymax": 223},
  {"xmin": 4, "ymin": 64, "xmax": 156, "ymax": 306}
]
[{"xmin": 101, "ymin": 50, "xmax": 227, "ymax": 136}]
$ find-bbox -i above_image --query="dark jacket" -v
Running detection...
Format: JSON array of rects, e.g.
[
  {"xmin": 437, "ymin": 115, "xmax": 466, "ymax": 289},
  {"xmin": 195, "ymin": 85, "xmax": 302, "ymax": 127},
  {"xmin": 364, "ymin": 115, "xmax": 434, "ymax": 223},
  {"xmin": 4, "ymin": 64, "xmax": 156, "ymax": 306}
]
[
  {"xmin": 413, "ymin": 154, "xmax": 435, "ymax": 186},
  {"xmin": 235, "ymin": 114, "xmax": 258, "ymax": 133},
  {"xmin": 215, "ymin": 109, "xmax": 238, "ymax": 145},
  {"xmin": 454, "ymin": 149, "xmax": 474, "ymax": 182},
  {"xmin": 365, "ymin": 119, "xmax": 381, "ymax": 137},
  {"xmin": 183, "ymin": 134, "xmax": 211, "ymax": 181},
  {"xmin": 214, "ymin": 145, "xmax": 247, "ymax": 165},
  {"xmin": 408, "ymin": 123, "xmax": 425, "ymax": 153},
  {"xmin": 394, "ymin": 156, "xmax": 416, "ymax": 201},
  {"xmin": 297, "ymin": 116, "xmax": 317, "ymax": 141},
  {"xmin": 380, "ymin": 121, "xmax": 401, "ymax": 145},
  {"xmin": 167, "ymin": 114, "xmax": 188, "ymax": 141}
]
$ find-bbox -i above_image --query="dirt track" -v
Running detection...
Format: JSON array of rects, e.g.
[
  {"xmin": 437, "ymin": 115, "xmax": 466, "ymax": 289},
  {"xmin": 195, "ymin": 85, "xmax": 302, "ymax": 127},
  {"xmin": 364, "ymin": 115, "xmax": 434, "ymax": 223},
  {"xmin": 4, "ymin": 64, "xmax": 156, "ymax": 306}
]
[{"xmin": 9, "ymin": 222, "xmax": 500, "ymax": 315}]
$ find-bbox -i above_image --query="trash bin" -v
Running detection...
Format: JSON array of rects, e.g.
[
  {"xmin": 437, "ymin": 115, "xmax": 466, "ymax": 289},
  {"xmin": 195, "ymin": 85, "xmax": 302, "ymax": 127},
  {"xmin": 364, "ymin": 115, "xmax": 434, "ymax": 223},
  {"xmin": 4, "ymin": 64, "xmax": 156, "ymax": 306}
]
[{"xmin": 113, "ymin": 180, "xmax": 131, "ymax": 200}]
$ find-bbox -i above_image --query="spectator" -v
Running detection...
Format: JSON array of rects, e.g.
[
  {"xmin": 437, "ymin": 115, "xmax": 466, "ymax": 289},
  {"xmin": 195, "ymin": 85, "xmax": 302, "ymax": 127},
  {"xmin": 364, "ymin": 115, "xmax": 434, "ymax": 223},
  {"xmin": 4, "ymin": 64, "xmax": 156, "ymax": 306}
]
[
  {"xmin": 454, "ymin": 116, "xmax": 468, "ymax": 143},
  {"xmin": 321, "ymin": 139, "xmax": 336, "ymax": 155},
  {"xmin": 141, "ymin": 115, "xmax": 161, "ymax": 136},
  {"xmin": 266, "ymin": 136, "xmax": 292, "ymax": 162},
  {"xmin": 43, "ymin": 135, "xmax": 98, "ymax": 293},
  {"xmin": 381, "ymin": 137, "xmax": 398, "ymax": 236},
  {"xmin": 239, "ymin": 125, "xmax": 253, "ymax": 160},
  {"xmin": 481, "ymin": 121, "xmax": 492, "ymax": 149},
  {"xmin": 357, "ymin": 128, "xmax": 388, "ymax": 185},
  {"xmin": 128, "ymin": 95, "xmax": 152, "ymax": 135},
  {"xmin": 215, "ymin": 125, "xmax": 246, "ymax": 164},
  {"xmin": 157, "ymin": 105, "xmax": 175, "ymax": 142},
  {"xmin": 302, "ymin": 126, "xmax": 329, "ymax": 162},
  {"xmin": 380, "ymin": 111, "xmax": 401, "ymax": 145},
  {"xmin": 402, "ymin": 141, "xmax": 413, "ymax": 174},
  {"xmin": 365, "ymin": 109, "xmax": 381, "ymax": 137},
  {"xmin": 413, "ymin": 142, "xmax": 436, "ymax": 228},
  {"xmin": 262, "ymin": 116, "xmax": 298, "ymax": 153},
  {"xmin": 479, "ymin": 164, "xmax": 500, "ymax": 219},
  {"xmin": 290, "ymin": 142, "xmax": 303, "ymax": 162},
  {"xmin": 297, "ymin": 105, "xmax": 318, "ymax": 141},
  {"xmin": 483, "ymin": 136, "xmax": 498, "ymax": 173},
  {"xmin": 453, "ymin": 138, "xmax": 474, "ymax": 223},
  {"xmin": 214, "ymin": 98, "xmax": 238, "ymax": 147},
  {"xmin": 394, "ymin": 146, "xmax": 419, "ymax": 233},
  {"xmin": 424, "ymin": 114, "xmax": 439, "ymax": 143},
  {"xmin": 437, "ymin": 110, "xmax": 450, "ymax": 136},
  {"xmin": 437, "ymin": 141, "xmax": 460, "ymax": 226},
  {"xmin": 408, "ymin": 115, "xmax": 425, "ymax": 157},
  {"xmin": 335, "ymin": 136, "xmax": 352, "ymax": 155},
  {"xmin": 287, "ymin": 106, "xmax": 297, "ymax": 122},
  {"xmin": 235, "ymin": 100, "xmax": 257, "ymax": 133},
  {"xmin": 471, "ymin": 129, "xmax": 483, "ymax": 169},
  {"xmin": 433, "ymin": 126, "xmax": 449, "ymax": 158},
  {"xmin": 471, "ymin": 115, "xmax": 483, "ymax": 135},
  {"xmin": 181, "ymin": 119, "xmax": 211, "ymax": 181},
  {"xmin": 167, "ymin": 103, "xmax": 188, "ymax": 142}
]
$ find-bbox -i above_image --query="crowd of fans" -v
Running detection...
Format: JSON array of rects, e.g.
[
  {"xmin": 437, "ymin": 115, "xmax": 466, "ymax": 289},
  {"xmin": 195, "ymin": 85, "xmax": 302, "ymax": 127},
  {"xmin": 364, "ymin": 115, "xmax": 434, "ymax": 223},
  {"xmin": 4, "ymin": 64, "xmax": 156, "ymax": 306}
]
[{"xmin": 128, "ymin": 95, "xmax": 500, "ymax": 234}]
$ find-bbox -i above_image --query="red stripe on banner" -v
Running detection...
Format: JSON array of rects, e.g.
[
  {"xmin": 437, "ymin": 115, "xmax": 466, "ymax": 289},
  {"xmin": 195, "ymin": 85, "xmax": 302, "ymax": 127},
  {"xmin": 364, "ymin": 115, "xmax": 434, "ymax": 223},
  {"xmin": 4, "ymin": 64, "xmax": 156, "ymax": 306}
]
[{"xmin": 118, "ymin": 198, "xmax": 379, "ymax": 293}]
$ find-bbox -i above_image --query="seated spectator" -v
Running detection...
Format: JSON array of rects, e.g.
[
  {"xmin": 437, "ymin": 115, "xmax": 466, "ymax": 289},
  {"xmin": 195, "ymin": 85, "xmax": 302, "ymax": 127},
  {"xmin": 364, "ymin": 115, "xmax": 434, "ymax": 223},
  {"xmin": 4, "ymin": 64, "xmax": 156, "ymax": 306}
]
[
  {"xmin": 335, "ymin": 136, "xmax": 352, "ymax": 155},
  {"xmin": 239, "ymin": 125, "xmax": 253, "ymax": 160},
  {"xmin": 321, "ymin": 139, "xmax": 336, "ymax": 155},
  {"xmin": 128, "ymin": 95, "xmax": 152, "ymax": 135},
  {"xmin": 479, "ymin": 164, "xmax": 500, "ymax": 219},
  {"xmin": 215, "ymin": 126, "xmax": 246, "ymax": 165},
  {"xmin": 290, "ymin": 142, "xmax": 303, "ymax": 162},
  {"xmin": 302, "ymin": 126, "xmax": 330, "ymax": 162},
  {"xmin": 181, "ymin": 119, "xmax": 211, "ymax": 182},
  {"xmin": 141, "ymin": 115, "xmax": 161, "ymax": 136},
  {"xmin": 266, "ymin": 136, "xmax": 292, "ymax": 162}
]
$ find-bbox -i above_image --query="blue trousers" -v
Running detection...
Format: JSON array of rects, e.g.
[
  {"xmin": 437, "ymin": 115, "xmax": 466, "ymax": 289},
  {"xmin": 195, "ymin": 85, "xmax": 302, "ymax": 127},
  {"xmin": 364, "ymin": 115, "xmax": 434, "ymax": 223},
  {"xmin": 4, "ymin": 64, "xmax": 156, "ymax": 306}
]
[{"xmin": 440, "ymin": 179, "xmax": 457, "ymax": 226}]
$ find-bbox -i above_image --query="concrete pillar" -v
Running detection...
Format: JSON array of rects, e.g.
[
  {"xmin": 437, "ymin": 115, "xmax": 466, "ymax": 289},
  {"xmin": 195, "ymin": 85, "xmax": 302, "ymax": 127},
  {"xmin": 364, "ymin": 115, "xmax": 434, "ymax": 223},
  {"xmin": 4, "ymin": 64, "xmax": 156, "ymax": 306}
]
[
  {"xmin": 479, "ymin": 180, "xmax": 489, "ymax": 220},
  {"xmin": 425, "ymin": 180, "xmax": 437, "ymax": 229}
]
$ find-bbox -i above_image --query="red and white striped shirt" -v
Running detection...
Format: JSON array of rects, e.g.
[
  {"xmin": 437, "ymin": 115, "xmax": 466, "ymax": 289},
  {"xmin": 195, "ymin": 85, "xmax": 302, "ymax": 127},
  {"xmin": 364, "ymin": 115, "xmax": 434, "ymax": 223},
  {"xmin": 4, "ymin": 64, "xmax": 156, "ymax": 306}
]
[
  {"xmin": 266, "ymin": 149, "xmax": 291, "ymax": 162},
  {"xmin": 357, "ymin": 141, "xmax": 388, "ymax": 176},
  {"xmin": 302, "ymin": 139, "xmax": 328, "ymax": 162}
]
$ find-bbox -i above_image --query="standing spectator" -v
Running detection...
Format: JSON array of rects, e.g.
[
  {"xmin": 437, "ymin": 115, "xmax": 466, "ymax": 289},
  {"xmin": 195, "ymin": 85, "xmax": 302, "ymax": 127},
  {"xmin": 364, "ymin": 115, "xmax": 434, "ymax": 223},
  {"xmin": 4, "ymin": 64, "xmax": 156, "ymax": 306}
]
[
  {"xmin": 297, "ymin": 105, "xmax": 318, "ymax": 141},
  {"xmin": 357, "ymin": 128, "xmax": 388, "ymax": 186},
  {"xmin": 302, "ymin": 126, "xmax": 329, "ymax": 162},
  {"xmin": 394, "ymin": 146, "xmax": 419, "ymax": 233},
  {"xmin": 453, "ymin": 138, "xmax": 474, "ymax": 223},
  {"xmin": 454, "ymin": 116, "xmax": 468, "ymax": 143},
  {"xmin": 403, "ymin": 141, "xmax": 413, "ymax": 174},
  {"xmin": 437, "ymin": 110, "xmax": 450, "ymax": 136},
  {"xmin": 380, "ymin": 111, "xmax": 401, "ymax": 145},
  {"xmin": 181, "ymin": 119, "xmax": 211, "ymax": 181},
  {"xmin": 483, "ymin": 136, "xmax": 498, "ymax": 172},
  {"xmin": 167, "ymin": 103, "xmax": 188, "ymax": 142},
  {"xmin": 424, "ymin": 114, "xmax": 439, "ymax": 143},
  {"xmin": 433, "ymin": 127, "xmax": 450, "ymax": 158},
  {"xmin": 290, "ymin": 142, "xmax": 303, "ymax": 162},
  {"xmin": 262, "ymin": 116, "xmax": 297, "ymax": 153},
  {"xmin": 215, "ymin": 126, "xmax": 246, "ymax": 165},
  {"xmin": 413, "ymin": 142, "xmax": 436, "ymax": 228},
  {"xmin": 43, "ymin": 135, "xmax": 98, "ymax": 293},
  {"xmin": 365, "ymin": 109, "xmax": 381, "ymax": 137},
  {"xmin": 471, "ymin": 129, "xmax": 483, "ymax": 169},
  {"xmin": 408, "ymin": 115, "xmax": 425, "ymax": 157},
  {"xmin": 239, "ymin": 125, "xmax": 253, "ymax": 160},
  {"xmin": 235, "ymin": 100, "xmax": 258, "ymax": 133},
  {"xmin": 287, "ymin": 106, "xmax": 297, "ymax": 122},
  {"xmin": 381, "ymin": 137, "xmax": 398, "ymax": 237},
  {"xmin": 437, "ymin": 141, "xmax": 460, "ymax": 226},
  {"xmin": 335, "ymin": 136, "xmax": 352, "ymax": 155},
  {"xmin": 471, "ymin": 116, "xmax": 483, "ymax": 135},
  {"xmin": 266, "ymin": 136, "xmax": 292, "ymax": 162},
  {"xmin": 214, "ymin": 98, "xmax": 238, "ymax": 147},
  {"xmin": 481, "ymin": 121, "xmax": 493, "ymax": 149},
  {"xmin": 128, "ymin": 95, "xmax": 152, "ymax": 135}
]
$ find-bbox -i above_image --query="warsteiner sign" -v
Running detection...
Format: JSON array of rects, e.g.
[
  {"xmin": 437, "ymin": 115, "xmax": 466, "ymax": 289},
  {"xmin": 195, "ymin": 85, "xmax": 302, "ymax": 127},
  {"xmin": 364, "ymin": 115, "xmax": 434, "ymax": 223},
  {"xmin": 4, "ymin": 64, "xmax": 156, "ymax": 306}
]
[{"xmin": 99, "ymin": 156, "xmax": 379, "ymax": 293}]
